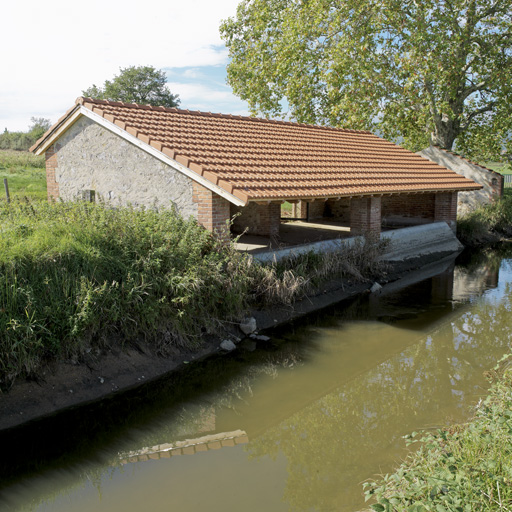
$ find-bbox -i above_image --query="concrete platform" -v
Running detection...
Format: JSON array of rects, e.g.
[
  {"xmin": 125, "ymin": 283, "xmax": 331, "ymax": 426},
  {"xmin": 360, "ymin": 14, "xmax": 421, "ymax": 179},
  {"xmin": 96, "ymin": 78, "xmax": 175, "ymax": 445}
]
[
  {"xmin": 234, "ymin": 220, "xmax": 352, "ymax": 255},
  {"xmin": 235, "ymin": 220, "xmax": 463, "ymax": 264}
]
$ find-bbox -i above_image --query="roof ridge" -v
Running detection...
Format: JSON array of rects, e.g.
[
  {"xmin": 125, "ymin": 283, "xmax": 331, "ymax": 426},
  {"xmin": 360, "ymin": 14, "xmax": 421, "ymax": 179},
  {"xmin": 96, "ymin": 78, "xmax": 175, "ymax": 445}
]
[{"xmin": 76, "ymin": 96, "xmax": 372, "ymax": 135}]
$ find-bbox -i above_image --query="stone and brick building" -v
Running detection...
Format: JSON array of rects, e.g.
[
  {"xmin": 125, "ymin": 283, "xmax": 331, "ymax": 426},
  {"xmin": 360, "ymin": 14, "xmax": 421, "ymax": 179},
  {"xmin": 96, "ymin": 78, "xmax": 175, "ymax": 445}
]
[
  {"xmin": 31, "ymin": 97, "xmax": 481, "ymax": 240},
  {"xmin": 418, "ymin": 145, "xmax": 503, "ymax": 216}
]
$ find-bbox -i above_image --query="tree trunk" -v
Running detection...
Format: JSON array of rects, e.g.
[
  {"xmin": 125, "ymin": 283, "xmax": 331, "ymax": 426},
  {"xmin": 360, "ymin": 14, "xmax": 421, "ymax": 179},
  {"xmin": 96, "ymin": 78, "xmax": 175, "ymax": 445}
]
[{"xmin": 431, "ymin": 115, "xmax": 460, "ymax": 150}]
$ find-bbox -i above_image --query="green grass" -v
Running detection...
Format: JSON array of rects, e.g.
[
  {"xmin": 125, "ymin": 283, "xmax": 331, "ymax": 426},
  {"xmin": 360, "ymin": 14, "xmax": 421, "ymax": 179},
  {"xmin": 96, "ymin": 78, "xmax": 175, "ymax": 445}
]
[
  {"xmin": 0, "ymin": 201, "xmax": 253, "ymax": 387},
  {"xmin": 0, "ymin": 150, "xmax": 46, "ymax": 201},
  {"xmin": 485, "ymin": 162, "xmax": 512, "ymax": 175},
  {"xmin": 0, "ymin": 200, "xmax": 385, "ymax": 388},
  {"xmin": 363, "ymin": 359, "xmax": 512, "ymax": 511}
]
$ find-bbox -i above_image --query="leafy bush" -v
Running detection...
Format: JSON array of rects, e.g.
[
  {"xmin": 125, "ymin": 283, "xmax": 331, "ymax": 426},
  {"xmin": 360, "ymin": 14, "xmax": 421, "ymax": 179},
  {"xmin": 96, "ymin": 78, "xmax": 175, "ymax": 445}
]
[
  {"xmin": 0, "ymin": 201, "xmax": 251, "ymax": 387},
  {"xmin": 457, "ymin": 195, "xmax": 512, "ymax": 246}
]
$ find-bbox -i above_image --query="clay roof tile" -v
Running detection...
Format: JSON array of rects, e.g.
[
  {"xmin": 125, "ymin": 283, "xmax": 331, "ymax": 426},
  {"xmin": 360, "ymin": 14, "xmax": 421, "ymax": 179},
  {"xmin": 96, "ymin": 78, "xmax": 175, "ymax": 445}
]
[{"xmin": 57, "ymin": 97, "xmax": 482, "ymax": 202}]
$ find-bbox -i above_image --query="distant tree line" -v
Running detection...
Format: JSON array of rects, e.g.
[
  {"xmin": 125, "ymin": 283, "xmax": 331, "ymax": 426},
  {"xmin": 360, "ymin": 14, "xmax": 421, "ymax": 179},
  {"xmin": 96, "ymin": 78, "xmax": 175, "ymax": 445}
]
[{"xmin": 0, "ymin": 118, "xmax": 52, "ymax": 151}]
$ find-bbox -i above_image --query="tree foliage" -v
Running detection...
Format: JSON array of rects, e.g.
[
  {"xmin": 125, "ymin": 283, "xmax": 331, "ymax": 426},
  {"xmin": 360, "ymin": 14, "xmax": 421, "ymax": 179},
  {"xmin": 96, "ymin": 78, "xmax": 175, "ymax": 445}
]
[
  {"xmin": 0, "ymin": 117, "xmax": 52, "ymax": 151},
  {"xmin": 83, "ymin": 65, "xmax": 180, "ymax": 108},
  {"xmin": 220, "ymin": 0, "xmax": 512, "ymax": 158}
]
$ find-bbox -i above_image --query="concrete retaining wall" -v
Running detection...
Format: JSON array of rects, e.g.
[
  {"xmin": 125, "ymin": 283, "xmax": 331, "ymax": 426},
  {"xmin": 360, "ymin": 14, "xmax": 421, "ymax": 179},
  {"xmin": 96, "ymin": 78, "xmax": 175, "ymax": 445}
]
[
  {"xmin": 253, "ymin": 222, "xmax": 463, "ymax": 264},
  {"xmin": 380, "ymin": 222, "xmax": 463, "ymax": 262}
]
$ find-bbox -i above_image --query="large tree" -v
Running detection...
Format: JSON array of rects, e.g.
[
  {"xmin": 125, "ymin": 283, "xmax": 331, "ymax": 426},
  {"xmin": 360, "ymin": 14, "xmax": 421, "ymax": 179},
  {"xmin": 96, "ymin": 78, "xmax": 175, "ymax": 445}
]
[
  {"xmin": 83, "ymin": 65, "xmax": 180, "ymax": 108},
  {"xmin": 221, "ymin": 0, "xmax": 512, "ymax": 158}
]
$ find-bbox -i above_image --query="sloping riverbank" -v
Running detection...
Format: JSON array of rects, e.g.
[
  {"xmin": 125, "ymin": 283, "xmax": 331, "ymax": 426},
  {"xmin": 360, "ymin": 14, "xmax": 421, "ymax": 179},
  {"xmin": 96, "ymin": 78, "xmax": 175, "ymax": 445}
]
[{"xmin": 0, "ymin": 249, "xmax": 460, "ymax": 432}]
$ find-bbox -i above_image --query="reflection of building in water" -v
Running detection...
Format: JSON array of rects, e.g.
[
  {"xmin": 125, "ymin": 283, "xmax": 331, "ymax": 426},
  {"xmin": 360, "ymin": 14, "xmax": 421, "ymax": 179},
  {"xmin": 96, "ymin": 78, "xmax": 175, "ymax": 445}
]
[
  {"xmin": 355, "ymin": 254, "xmax": 501, "ymax": 331},
  {"xmin": 431, "ymin": 269, "xmax": 455, "ymax": 303},
  {"xmin": 452, "ymin": 265, "xmax": 499, "ymax": 301},
  {"xmin": 426, "ymin": 260, "xmax": 499, "ymax": 304},
  {"xmin": 119, "ymin": 430, "xmax": 248, "ymax": 465}
]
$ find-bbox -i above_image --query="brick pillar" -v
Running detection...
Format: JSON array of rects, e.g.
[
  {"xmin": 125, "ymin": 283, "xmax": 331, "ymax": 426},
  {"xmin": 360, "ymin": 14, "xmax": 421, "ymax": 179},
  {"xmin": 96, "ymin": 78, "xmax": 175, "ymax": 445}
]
[
  {"xmin": 192, "ymin": 183, "xmax": 231, "ymax": 240},
  {"xmin": 434, "ymin": 192, "xmax": 458, "ymax": 232},
  {"xmin": 262, "ymin": 203, "xmax": 281, "ymax": 238},
  {"xmin": 350, "ymin": 196, "xmax": 381, "ymax": 237},
  {"xmin": 296, "ymin": 201, "xmax": 308, "ymax": 220},
  {"xmin": 45, "ymin": 145, "xmax": 60, "ymax": 201}
]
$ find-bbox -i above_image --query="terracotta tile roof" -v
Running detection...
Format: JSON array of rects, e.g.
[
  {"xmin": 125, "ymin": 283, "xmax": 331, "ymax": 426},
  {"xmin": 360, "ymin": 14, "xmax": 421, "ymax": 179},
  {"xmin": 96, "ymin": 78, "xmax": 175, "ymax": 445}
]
[{"xmin": 33, "ymin": 97, "xmax": 482, "ymax": 204}]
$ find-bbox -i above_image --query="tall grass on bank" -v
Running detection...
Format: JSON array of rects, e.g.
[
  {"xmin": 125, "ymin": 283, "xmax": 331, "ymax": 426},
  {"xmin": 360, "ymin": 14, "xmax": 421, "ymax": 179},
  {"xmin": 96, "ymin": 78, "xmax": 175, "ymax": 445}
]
[
  {"xmin": 363, "ymin": 359, "xmax": 512, "ymax": 511},
  {"xmin": 0, "ymin": 200, "xmax": 386, "ymax": 388},
  {"xmin": 457, "ymin": 194, "xmax": 512, "ymax": 247},
  {"xmin": 0, "ymin": 201, "xmax": 252, "ymax": 387},
  {"xmin": 249, "ymin": 237, "xmax": 387, "ymax": 304}
]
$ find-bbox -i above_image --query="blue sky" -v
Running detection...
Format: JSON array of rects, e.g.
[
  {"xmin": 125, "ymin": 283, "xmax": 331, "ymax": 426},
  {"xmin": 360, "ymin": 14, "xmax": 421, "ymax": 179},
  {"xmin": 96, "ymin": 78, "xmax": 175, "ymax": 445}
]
[
  {"xmin": 1, "ymin": 0, "xmax": 250, "ymax": 132},
  {"xmin": 164, "ymin": 64, "xmax": 249, "ymax": 116}
]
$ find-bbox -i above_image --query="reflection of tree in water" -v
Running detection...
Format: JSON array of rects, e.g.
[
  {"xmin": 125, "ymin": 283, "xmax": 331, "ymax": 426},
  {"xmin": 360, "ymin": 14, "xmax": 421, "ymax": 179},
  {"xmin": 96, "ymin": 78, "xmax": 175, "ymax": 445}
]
[
  {"xmin": 6, "ymin": 249, "xmax": 512, "ymax": 512},
  {"xmin": 246, "ymin": 283, "xmax": 512, "ymax": 512}
]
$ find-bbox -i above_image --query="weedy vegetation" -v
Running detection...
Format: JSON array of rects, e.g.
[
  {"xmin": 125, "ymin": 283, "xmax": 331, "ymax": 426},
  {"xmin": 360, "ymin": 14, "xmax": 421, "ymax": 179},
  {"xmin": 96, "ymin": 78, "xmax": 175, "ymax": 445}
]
[
  {"xmin": 457, "ymin": 193, "xmax": 512, "ymax": 247},
  {"xmin": 0, "ymin": 200, "xmax": 385, "ymax": 389},
  {"xmin": 363, "ymin": 356, "xmax": 512, "ymax": 511},
  {"xmin": 0, "ymin": 150, "xmax": 46, "ymax": 201}
]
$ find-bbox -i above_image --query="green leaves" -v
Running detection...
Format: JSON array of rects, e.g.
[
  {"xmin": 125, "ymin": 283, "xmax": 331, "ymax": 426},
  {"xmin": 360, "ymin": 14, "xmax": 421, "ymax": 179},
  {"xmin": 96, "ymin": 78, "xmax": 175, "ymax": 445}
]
[
  {"xmin": 82, "ymin": 66, "xmax": 180, "ymax": 108},
  {"xmin": 221, "ymin": 0, "xmax": 512, "ymax": 158},
  {"xmin": 0, "ymin": 201, "xmax": 249, "ymax": 387}
]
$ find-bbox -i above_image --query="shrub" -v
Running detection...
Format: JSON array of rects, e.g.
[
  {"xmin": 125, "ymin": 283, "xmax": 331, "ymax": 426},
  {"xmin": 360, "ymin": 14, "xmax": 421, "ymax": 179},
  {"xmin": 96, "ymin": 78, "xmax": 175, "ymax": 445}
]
[
  {"xmin": 0, "ymin": 201, "xmax": 251, "ymax": 387},
  {"xmin": 0, "ymin": 200, "xmax": 387, "ymax": 388},
  {"xmin": 457, "ymin": 195, "xmax": 512, "ymax": 247}
]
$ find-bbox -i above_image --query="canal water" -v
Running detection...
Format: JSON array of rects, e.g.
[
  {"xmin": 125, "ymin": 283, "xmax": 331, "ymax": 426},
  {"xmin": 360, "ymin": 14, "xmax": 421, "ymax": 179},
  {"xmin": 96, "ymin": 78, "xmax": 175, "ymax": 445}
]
[{"xmin": 1, "ymin": 247, "xmax": 512, "ymax": 512}]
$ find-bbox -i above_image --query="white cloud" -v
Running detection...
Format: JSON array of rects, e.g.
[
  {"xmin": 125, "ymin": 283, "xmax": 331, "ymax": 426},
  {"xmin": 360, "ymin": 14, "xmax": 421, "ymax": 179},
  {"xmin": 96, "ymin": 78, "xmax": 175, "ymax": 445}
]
[
  {"xmin": 168, "ymin": 81, "xmax": 249, "ymax": 116},
  {"xmin": 1, "ymin": 0, "xmax": 241, "ymax": 131}
]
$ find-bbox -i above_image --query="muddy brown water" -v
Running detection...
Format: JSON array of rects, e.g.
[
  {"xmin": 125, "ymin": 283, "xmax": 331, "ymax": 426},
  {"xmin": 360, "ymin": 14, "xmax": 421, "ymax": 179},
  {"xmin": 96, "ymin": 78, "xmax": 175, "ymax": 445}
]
[{"xmin": 1, "ymin": 248, "xmax": 512, "ymax": 512}]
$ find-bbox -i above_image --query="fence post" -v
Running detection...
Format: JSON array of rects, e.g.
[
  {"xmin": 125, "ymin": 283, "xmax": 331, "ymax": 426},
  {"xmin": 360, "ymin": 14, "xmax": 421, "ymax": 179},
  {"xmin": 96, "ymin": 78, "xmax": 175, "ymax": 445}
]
[{"xmin": 3, "ymin": 178, "xmax": 10, "ymax": 203}]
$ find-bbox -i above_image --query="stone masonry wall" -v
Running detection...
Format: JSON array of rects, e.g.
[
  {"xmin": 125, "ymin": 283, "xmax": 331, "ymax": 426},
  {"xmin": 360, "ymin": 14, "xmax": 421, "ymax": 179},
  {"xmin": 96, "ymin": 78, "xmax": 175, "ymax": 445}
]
[
  {"xmin": 308, "ymin": 200, "xmax": 327, "ymax": 220},
  {"xmin": 326, "ymin": 197, "xmax": 351, "ymax": 222},
  {"xmin": 419, "ymin": 146, "xmax": 501, "ymax": 216},
  {"xmin": 51, "ymin": 116, "xmax": 197, "ymax": 218}
]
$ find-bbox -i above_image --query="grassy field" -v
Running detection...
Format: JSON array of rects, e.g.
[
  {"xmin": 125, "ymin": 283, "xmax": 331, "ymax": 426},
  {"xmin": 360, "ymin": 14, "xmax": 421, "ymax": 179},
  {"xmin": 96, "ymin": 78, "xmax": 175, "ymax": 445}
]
[
  {"xmin": 485, "ymin": 161, "xmax": 512, "ymax": 175},
  {"xmin": 0, "ymin": 150, "xmax": 46, "ymax": 201}
]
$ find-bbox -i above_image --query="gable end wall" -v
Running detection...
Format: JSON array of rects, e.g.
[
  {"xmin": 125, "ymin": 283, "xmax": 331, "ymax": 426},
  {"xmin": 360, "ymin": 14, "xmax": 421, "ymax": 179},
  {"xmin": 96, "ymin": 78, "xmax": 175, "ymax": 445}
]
[
  {"xmin": 419, "ymin": 146, "xmax": 502, "ymax": 215},
  {"xmin": 49, "ymin": 116, "xmax": 197, "ymax": 218}
]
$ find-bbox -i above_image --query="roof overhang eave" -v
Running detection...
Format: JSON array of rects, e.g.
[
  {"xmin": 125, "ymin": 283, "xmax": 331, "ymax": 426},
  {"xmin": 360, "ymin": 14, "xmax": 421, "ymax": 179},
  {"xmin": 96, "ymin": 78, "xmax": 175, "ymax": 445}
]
[
  {"xmin": 244, "ymin": 186, "xmax": 482, "ymax": 204},
  {"xmin": 30, "ymin": 105, "xmax": 82, "ymax": 155}
]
